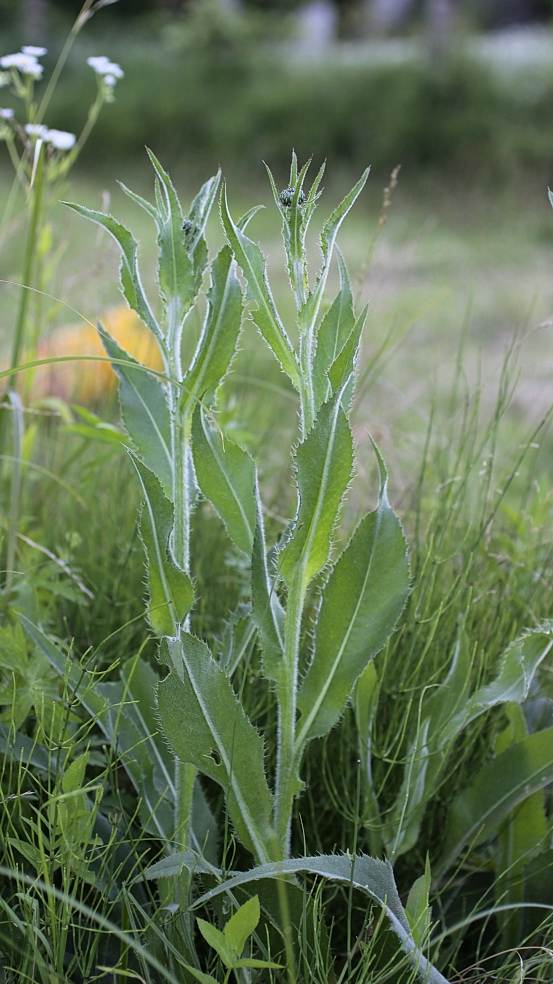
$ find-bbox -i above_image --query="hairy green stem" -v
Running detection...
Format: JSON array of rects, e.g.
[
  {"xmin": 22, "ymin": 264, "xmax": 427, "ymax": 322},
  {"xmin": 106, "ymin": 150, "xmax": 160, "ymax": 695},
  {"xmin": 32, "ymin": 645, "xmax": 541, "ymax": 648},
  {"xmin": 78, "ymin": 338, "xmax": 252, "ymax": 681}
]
[
  {"xmin": 274, "ymin": 567, "xmax": 306, "ymax": 856},
  {"xmin": 298, "ymin": 340, "xmax": 315, "ymax": 439}
]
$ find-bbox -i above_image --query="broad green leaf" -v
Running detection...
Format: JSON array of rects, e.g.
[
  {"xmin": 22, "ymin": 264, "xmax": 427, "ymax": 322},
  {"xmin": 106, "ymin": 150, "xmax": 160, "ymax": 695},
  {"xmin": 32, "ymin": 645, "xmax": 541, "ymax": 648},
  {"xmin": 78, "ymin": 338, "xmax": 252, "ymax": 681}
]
[
  {"xmin": 100, "ymin": 326, "xmax": 173, "ymax": 497},
  {"xmin": 183, "ymin": 245, "xmax": 243, "ymax": 412},
  {"xmin": 60, "ymin": 751, "xmax": 87, "ymax": 795},
  {"xmin": 0, "ymin": 725, "xmax": 51, "ymax": 772},
  {"xmin": 298, "ymin": 168, "xmax": 370, "ymax": 339},
  {"xmin": 146, "ymin": 149, "xmax": 197, "ymax": 326},
  {"xmin": 186, "ymin": 854, "xmax": 449, "ymax": 984},
  {"xmin": 278, "ymin": 389, "xmax": 354, "ymax": 592},
  {"xmin": 139, "ymin": 848, "xmax": 222, "ymax": 882},
  {"xmin": 63, "ymin": 202, "xmax": 161, "ymax": 342},
  {"xmin": 224, "ymin": 895, "xmax": 260, "ymax": 956},
  {"xmin": 296, "ymin": 448, "xmax": 409, "ymax": 746},
  {"xmin": 312, "ymin": 249, "xmax": 355, "ymax": 408},
  {"xmin": 438, "ymin": 726, "xmax": 553, "ymax": 877},
  {"xmin": 131, "ymin": 455, "xmax": 194, "ymax": 635},
  {"xmin": 191, "ymin": 407, "xmax": 256, "ymax": 555},
  {"xmin": 220, "ymin": 186, "xmax": 300, "ymax": 388},
  {"xmin": 197, "ymin": 919, "xmax": 236, "ymax": 968},
  {"xmin": 157, "ymin": 635, "xmax": 276, "ymax": 863},
  {"xmin": 405, "ymin": 856, "xmax": 432, "ymax": 949},
  {"xmin": 251, "ymin": 480, "xmax": 285, "ymax": 681},
  {"xmin": 198, "ymin": 896, "xmax": 261, "ymax": 970}
]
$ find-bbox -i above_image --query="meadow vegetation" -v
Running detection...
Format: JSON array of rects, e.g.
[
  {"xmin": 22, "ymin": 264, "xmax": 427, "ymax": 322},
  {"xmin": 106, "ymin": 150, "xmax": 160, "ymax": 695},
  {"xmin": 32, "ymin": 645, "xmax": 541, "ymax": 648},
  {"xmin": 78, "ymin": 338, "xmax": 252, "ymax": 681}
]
[{"xmin": 1, "ymin": 10, "xmax": 553, "ymax": 984}]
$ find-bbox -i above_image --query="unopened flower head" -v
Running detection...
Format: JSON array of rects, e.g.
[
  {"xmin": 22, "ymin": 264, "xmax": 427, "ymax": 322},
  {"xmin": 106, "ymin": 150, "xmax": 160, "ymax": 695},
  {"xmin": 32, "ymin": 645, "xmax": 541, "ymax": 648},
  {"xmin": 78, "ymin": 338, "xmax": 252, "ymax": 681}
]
[{"xmin": 0, "ymin": 51, "xmax": 44, "ymax": 78}]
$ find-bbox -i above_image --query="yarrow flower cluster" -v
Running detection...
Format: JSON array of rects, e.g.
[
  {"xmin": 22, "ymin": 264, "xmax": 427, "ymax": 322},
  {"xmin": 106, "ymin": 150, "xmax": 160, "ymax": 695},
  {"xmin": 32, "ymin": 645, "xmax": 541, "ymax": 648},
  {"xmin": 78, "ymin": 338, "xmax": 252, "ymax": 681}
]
[
  {"xmin": 0, "ymin": 44, "xmax": 123, "ymax": 163},
  {"xmin": 24, "ymin": 123, "xmax": 76, "ymax": 150},
  {"xmin": 87, "ymin": 55, "xmax": 124, "ymax": 99},
  {"xmin": 0, "ymin": 45, "xmax": 47, "ymax": 79}
]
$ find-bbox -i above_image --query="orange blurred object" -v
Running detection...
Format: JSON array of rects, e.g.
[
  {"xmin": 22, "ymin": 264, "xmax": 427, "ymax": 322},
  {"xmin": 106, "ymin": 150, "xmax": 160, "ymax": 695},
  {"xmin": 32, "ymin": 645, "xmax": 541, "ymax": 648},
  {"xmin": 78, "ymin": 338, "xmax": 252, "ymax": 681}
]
[{"xmin": 24, "ymin": 306, "xmax": 164, "ymax": 404}]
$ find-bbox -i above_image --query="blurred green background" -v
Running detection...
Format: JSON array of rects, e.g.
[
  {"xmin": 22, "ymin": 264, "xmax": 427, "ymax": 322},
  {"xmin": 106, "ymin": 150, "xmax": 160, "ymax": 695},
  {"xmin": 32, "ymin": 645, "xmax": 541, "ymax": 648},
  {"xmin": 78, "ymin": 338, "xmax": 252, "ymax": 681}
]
[
  {"xmin": 2, "ymin": 0, "xmax": 553, "ymax": 185},
  {"xmin": 1, "ymin": 0, "xmax": 553, "ymax": 439}
]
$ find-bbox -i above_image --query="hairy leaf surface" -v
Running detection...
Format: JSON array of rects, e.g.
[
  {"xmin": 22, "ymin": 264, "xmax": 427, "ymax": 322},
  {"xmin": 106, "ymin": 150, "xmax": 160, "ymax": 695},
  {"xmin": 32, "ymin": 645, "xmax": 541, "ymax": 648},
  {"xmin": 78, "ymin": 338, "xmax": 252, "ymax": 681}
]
[
  {"xmin": 143, "ymin": 852, "xmax": 448, "ymax": 984},
  {"xmin": 220, "ymin": 187, "xmax": 299, "ymax": 388},
  {"xmin": 183, "ymin": 245, "xmax": 242, "ymax": 412},
  {"xmin": 278, "ymin": 390, "xmax": 354, "ymax": 591},
  {"xmin": 147, "ymin": 150, "xmax": 197, "ymax": 326},
  {"xmin": 192, "ymin": 408, "xmax": 256, "ymax": 554},
  {"xmin": 100, "ymin": 327, "xmax": 173, "ymax": 496},
  {"xmin": 251, "ymin": 480, "xmax": 285, "ymax": 682},
  {"xmin": 296, "ymin": 452, "xmax": 409, "ymax": 746},
  {"xmin": 157, "ymin": 635, "xmax": 275, "ymax": 862},
  {"xmin": 131, "ymin": 455, "xmax": 194, "ymax": 634}
]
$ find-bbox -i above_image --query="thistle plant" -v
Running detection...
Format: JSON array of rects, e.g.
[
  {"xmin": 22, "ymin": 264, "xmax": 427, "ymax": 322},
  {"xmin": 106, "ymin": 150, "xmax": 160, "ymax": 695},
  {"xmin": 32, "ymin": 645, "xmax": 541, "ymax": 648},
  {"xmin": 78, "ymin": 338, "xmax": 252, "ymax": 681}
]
[{"xmin": 53, "ymin": 152, "xmax": 464, "ymax": 983}]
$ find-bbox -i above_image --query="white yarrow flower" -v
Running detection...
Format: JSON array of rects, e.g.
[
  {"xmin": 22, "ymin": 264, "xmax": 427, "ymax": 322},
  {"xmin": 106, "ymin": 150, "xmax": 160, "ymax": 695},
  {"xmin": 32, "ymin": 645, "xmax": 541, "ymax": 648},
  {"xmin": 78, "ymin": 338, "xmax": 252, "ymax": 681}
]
[
  {"xmin": 45, "ymin": 128, "xmax": 76, "ymax": 150},
  {"xmin": 21, "ymin": 45, "xmax": 47, "ymax": 56},
  {"xmin": 25, "ymin": 123, "xmax": 48, "ymax": 138},
  {"xmin": 0, "ymin": 52, "xmax": 44, "ymax": 77},
  {"xmin": 87, "ymin": 55, "xmax": 111, "ymax": 71},
  {"xmin": 0, "ymin": 107, "xmax": 14, "ymax": 119},
  {"xmin": 87, "ymin": 55, "xmax": 123, "ymax": 79}
]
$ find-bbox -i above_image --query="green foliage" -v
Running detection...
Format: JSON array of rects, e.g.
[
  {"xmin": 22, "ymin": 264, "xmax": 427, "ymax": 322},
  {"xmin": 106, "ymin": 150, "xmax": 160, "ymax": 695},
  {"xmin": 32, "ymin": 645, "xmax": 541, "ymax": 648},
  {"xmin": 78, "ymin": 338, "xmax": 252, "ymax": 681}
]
[
  {"xmin": 1, "ymin": 115, "xmax": 553, "ymax": 983},
  {"xmin": 49, "ymin": 36, "xmax": 553, "ymax": 182}
]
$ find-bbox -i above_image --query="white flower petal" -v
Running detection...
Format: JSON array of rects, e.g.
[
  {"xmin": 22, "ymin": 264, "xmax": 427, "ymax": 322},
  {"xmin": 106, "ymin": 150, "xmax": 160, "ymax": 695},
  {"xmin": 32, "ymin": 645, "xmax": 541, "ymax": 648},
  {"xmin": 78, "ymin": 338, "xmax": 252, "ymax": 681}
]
[
  {"xmin": 0, "ymin": 51, "xmax": 43, "ymax": 76},
  {"xmin": 45, "ymin": 128, "xmax": 76, "ymax": 150},
  {"xmin": 25, "ymin": 123, "xmax": 48, "ymax": 137}
]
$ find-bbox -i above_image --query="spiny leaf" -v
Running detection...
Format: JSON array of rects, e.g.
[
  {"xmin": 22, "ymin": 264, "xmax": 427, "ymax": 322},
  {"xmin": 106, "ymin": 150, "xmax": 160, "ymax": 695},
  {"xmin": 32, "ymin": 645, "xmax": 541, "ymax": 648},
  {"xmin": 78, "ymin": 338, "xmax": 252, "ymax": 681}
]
[
  {"xmin": 251, "ymin": 479, "xmax": 285, "ymax": 682},
  {"xmin": 278, "ymin": 388, "xmax": 354, "ymax": 592},
  {"xmin": 131, "ymin": 454, "xmax": 195, "ymax": 635},
  {"xmin": 63, "ymin": 202, "xmax": 161, "ymax": 342},
  {"xmin": 146, "ymin": 149, "xmax": 197, "ymax": 327},
  {"xmin": 156, "ymin": 635, "xmax": 276, "ymax": 863},
  {"xmin": 99, "ymin": 326, "xmax": 173, "ymax": 497},
  {"xmin": 185, "ymin": 854, "xmax": 449, "ymax": 984},
  {"xmin": 183, "ymin": 245, "xmax": 243, "ymax": 413},
  {"xmin": 191, "ymin": 407, "xmax": 256, "ymax": 555},
  {"xmin": 296, "ymin": 447, "xmax": 409, "ymax": 747},
  {"xmin": 220, "ymin": 186, "xmax": 300, "ymax": 388},
  {"xmin": 298, "ymin": 168, "xmax": 370, "ymax": 339},
  {"xmin": 312, "ymin": 249, "xmax": 355, "ymax": 409}
]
